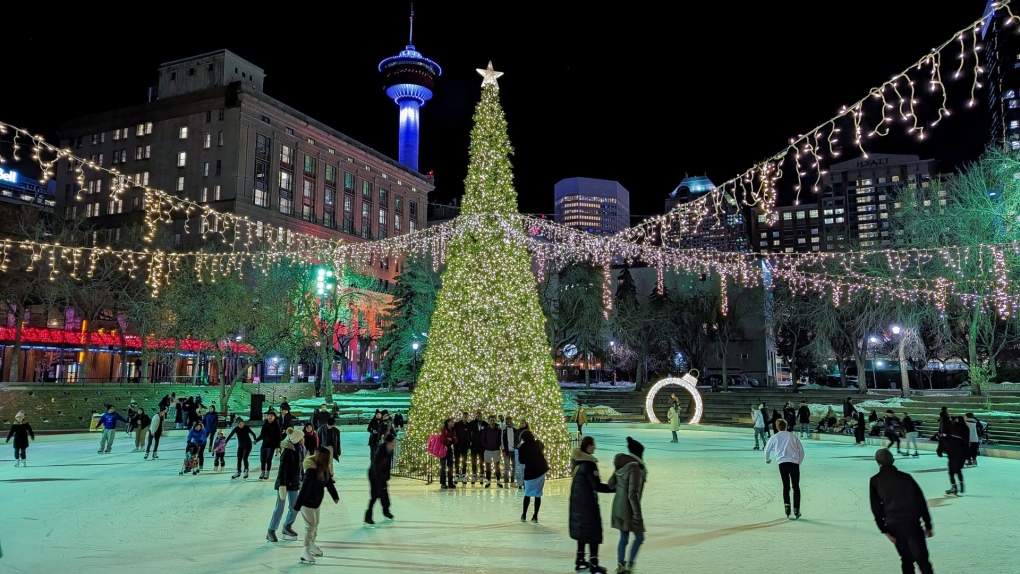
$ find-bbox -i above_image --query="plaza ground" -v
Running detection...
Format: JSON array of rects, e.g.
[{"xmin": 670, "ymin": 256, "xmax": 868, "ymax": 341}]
[{"xmin": 1, "ymin": 424, "xmax": 1017, "ymax": 573}]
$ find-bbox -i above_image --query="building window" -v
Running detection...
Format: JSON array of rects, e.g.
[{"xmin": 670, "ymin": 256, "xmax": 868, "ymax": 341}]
[
  {"xmin": 377, "ymin": 208, "xmax": 388, "ymax": 239},
  {"xmin": 324, "ymin": 186, "xmax": 336, "ymax": 229},
  {"xmin": 301, "ymin": 179, "xmax": 315, "ymax": 221},
  {"xmin": 203, "ymin": 162, "xmax": 209, "ymax": 176},
  {"xmin": 281, "ymin": 145, "xmax": 294, "ymax": 167},
  {"xmin": 214, "ymin": 185, "xmax": 221, "ymax": 200},
  {"xmin": 361, "ymin": 202, "xmax": 371, "ymax": 239},
  {"xmin": 254, "ymin": 187, "xmax": 269, "ymax": 208},
  {"xmin": 343, "ymin": 192, "xmax": 354, "ymax": 234},
  {"xmin": 202, "ymin": 187, "xmax": 209, "ymax": 202},
  {"xmin": 178, "ymin": 152, "xmax": 187, "ymax": 167},
  {"xmin": 325, "ymin": 165, "xmax": 337, "ymax": 186},
  {"xmin": 344, "ymin": 172, "xmax": 356, "ymax": 194},
  {"xmin": 179, "ymin": 127, "xmax": 188, "ymax": 139},
  {"xmin": 279, "ymin": 193, "xmax": 292, "ymax": 215},
  {"xmin": 409, "ymin": 201, "xmax": 418, "ymax": 233},
  {"xmin": 304, "ymin": 155, "xmax": 316, "ymax": 176},
  {"xmin": 285, "ymin": 127, "xmax": 294, "ymax": 135},
  {"xmin": 204, "ymin": 133, "xmax": 211, "ymax": 149},
  {"xmin": 177, "ymin": 176, "xmax": 185, "ymax": 192},
  {"xmin": 362, "ymin": 180, "xmax": 372, "ymax": 201},
  {"xmin": 218, "ymin": 109, "xmax": 225, "ymax": 121},
  {"xmin": 394, "ymin": 195, "xmax": 404, "ymax": 214},
  {"xmin": 217, "ymin": 132, "xmax": 224, "ymax": 146},
  {"xmin": 255, "ymin": 134, "xmax": 270, "ymax": 159},
  {"xmin": 144, "ymin": 145, "xmax": 151, "ymax": 159},
  {"xmin": 215, "ymin": 160, "xmax": 221, "ymax": 176},
  {"xmin": 379, "ymin": 188, "xmax": 388, "ymax": 207},
  {"xmin": 280, "ymin": 171, "xmax": 293, "ymax": 192},
  {"xmin": 394, "ymin": 214, "xmax": 402, "ymax": 234}
]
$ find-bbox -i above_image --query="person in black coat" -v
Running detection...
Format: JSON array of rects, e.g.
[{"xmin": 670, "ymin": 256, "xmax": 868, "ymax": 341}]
[
  {"xmin": 6, "ymin": 411, "xmax": 35, "ymax": 467},
  {"xmin": 517, "ymin": 429, "xmax": 550, "ymax": 522},
  {"xmin": 367, "ymin": 411, "xmax": 384, "ymax": 455},
  {"xmin": 796, "ymin": 401, "xmax": 811, "ymax": 438},
  {"xmin": 225, "ymin": 417, "xmax": 258, "ymax": 479},
  {"xmin": 316, "ymin": 416, "xmax": 342, "ymax": 465},
  {"xmin": 256, "ymin": 411, "xmax": 284, "ymax": 481},
  {"xmin": 569, "ymin": 436, "xmax": 614, "ymax": 573},
  {"xmin": 365, "ymin": 432, "xmax": 395, "ymax": 525},
  {"xmin": 759, "ymin": 403, "xmax": 771, "ymax": 438},
  {"xmin": 855, "ymin": 410, "xmax": 867, "ymax": 445},
  {"xmin": 294, "ymin": 447, "xmax": 340, "ymax": 564},
  {"xmin": 310, "ymin": 403, "xmax": 331, "ymax": 431},
  {"xmin": 937, "ymin": 416, "xmax": 969, "ymax": 495},
  {"xmin": 869, "ymin": 448, "xmax": 934, "ymax": 574}
]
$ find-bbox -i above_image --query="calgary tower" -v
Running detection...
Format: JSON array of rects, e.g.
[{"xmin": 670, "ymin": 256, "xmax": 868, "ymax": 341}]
[{"xmin": 378, "ymin": 5, "xmax": 441, "ymax": 173}]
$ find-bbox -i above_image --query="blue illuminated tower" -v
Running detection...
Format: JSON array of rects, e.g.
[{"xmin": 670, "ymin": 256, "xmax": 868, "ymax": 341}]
[{"xmin": 378, "ymin": 6, "xmax": 441, "ymax": 173}]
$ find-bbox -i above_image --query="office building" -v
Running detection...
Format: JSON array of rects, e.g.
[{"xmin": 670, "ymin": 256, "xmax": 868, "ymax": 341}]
[
  {"xmin": 553, "ymin": 177, "xmax": 630, "ymax": 235},
  {"xmin": 752, "ymin": 154, "xmax": 939, "ymax": 253},
  {"xmin": 981, "ymin": 0, "xmax": 1020, "ymax": 149},
  {"xmin": 664, "ymin": 174, "xmax": 748, "ymax": 251},
  {"xmin": 0, "ymin": 167, "xmax": 56, "ymax": 213},
  {"xmin": 54, "ymin": 49, "xmax": 434, "ymax": 283}
]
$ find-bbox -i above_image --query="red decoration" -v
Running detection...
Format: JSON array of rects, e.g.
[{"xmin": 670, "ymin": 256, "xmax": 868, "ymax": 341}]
[{"xmin": 0, "ymin": 327, "xmax": 257, "ymax": 355}]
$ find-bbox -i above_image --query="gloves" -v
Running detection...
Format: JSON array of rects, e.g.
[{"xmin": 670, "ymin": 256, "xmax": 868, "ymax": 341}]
[{"xmin": 278, "ymin": 486, "xmax": 286, "ymax": 501}]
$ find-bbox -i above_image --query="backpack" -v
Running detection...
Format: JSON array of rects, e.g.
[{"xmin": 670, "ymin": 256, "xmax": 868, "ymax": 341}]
[{"xmin": 427, "ymin": 433, "xmax": 447, "ymax": 458}]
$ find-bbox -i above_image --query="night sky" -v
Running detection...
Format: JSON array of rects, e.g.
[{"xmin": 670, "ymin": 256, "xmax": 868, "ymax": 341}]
[{"xmin": 2, "ymin": 1, "xmax": 995, "ymax": 221}]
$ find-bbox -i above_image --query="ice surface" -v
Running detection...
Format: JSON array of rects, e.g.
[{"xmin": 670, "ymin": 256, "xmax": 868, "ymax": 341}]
[{"xmin": 1, "ymin": 424, "xmax": 1017, "ymax": 573}]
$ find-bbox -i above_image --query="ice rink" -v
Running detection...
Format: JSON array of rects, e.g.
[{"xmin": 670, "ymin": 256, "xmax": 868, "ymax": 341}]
[{"xmin": 2, "ymin": 423, "xmax": 1017, "ymax": 573}]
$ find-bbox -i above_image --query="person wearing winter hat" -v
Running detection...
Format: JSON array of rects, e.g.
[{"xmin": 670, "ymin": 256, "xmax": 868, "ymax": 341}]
[
  {"xmin": 610, "ymin": 437, "xmax": 647, "ymax": 574},
  {"xmin": 6, "ymin": 411, "xmax": 35, "ymax": 467},
  {"xmin": 267, "ymin": 428, "xmax": 304, "ymax": 543}
]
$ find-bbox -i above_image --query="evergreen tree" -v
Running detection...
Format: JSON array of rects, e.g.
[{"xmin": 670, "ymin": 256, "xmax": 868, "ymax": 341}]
[
  {"xmin": 378, "ymin": 255, "xmax": 440, "ymax": 388},
  {"xmin": 399, "ymin": 63, "xmax": 571, "ymax": 475}
]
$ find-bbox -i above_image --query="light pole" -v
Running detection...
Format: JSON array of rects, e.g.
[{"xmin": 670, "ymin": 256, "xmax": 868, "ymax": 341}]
[
  {"xmin": 609, "ymin": 340, "xmax": 616, "ymax": 386},
  {"xmin": 868, "ymin": 336, "xmax": 879, "ymax": 389},
  {"xmin": 411, "ymin": 341, "xmax": 420, "ymax": 390}
]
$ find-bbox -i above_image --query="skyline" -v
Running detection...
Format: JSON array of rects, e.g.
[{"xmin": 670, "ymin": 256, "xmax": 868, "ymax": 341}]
[{"xmin": 2, "ymin": 1, "xmax": 995, "ymax": 221}]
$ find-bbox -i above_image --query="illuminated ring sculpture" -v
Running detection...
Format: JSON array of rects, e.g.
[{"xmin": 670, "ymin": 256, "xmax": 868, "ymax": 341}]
[{"xmin": 645, "ymin": 371, "xmax": 703, "ymax": 425}]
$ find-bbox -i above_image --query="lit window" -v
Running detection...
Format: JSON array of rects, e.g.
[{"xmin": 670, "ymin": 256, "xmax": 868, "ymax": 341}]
[
  {"xmin": 177, "ymin": 176, "xmax": 185, "ymax": 192},
  {"xmin": 201, "ymin": 187, "xmax": 208, "ymax": 202},
  {"xmin": 215, "ymin": 185, "xmax": 221, "ymax": 200},
  {"xmin": 203, "ymin": 162, "xmax": 209, "ymax": 176},
  {"xmin": 179, "ymin": 127, "xmax": 188, "ymax": 139},
  {"xmin": 178, "ymin": 152, "xmax": 187, "ymax": 167},
  {"xmin": 204, "ymin": 133, "xmax": 212, "ymax": 149}
]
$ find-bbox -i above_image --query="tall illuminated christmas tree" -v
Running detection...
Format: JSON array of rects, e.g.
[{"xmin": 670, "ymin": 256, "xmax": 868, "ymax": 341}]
[{"xmin": 399, "ymin": 62, "xmax": 570, "ymax": 476}]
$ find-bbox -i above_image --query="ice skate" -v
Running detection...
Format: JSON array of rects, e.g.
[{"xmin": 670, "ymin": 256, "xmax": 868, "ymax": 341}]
[
  {"xmin": 282, "ymin": 524, "xmax": 298, "ymax": 541},
  {"xmin": 575, "ymin": 557, "xmax": 590, "ymax": 570},
  {"xmin": 589, "ymin": 557, "xmax": 608, "ymax": 574},
  {"xmin": 793, "ymin": 509, "xmax": 801, "ymax": 520},
  {"xmin": 959, "ymin": 482, "xmax": 965, "ymax": 494},
  {"xmin": 383, "ymin": 511, "xmax": 394, "ymax": 520},
  {"xmin": 144, "ymin": 453, "xmax": 149, "ymax": 460},
  {"xmin": 364, "ymin": 509, "xmax": 375, "ymax": 526},
  {"xmin": 485, "ymin": 480, "xmax": 491, "ymax": 488},
  {"xmin": 105, "ymin": 450, "xmax": 111, "ymax": 454},
  {"xmin": 615, "ymin": 564, "xmax": 629, "ymax": 574},
  {"xmin": 152, "ymin": 454, "xmax": 158, "ymax": 459},
  {"xmin": 945, "ymin": 485, "xmax": 958, "ymax": 496},
  {"xmin": 497, "ymin": 482, "xmax": 504, "ymax": 488},
  {"xmin": 231, "ymin": 471, "xmax": 241, "ymax": 479},
  {"xmin": 300, "ymin": 547, "xmax": 315, "ymax": 564},
  {"xmin": 266, "ymin": 530, "xmax": 278, "ymax": 543},
  {"xmin": 98, "ymin": 450, "xmax": 104, "ymax": 454},
  {"xmin": 753, "ymin": 446, "xmax": 759, "ymax": 450},
  {"xmin": 531, "ymin": 515, "xmax": 539, "ymax": 523},
  {"xmin": 521, "ymin": 513, "xmax": 526, "ymax": 522},
  {"xmin": 14, "ymin": 460, "xmax": 20, "ymax": 467},
  {"xmin": 243, "ymin": 470, "xmax": 249, "ymax": 479},
  {"xmin": 309, "ymin": 543, "xmax": 323, "ymax": 557},
  {"xmin": 20, "ymin": 460, "xmax": 26, "ymax": 467}
]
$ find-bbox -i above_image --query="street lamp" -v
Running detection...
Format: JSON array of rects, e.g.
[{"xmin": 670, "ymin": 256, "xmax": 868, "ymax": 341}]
[
  {"xmin": 411, "ymin": 341, "xmax": 421, "ymax": 389},
  {"xmin": 868, "ymin": 336, "xmax": 879, "ymax": 389}
]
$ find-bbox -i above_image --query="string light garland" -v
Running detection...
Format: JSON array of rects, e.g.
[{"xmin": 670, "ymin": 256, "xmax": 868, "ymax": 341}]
[{"xmin": 621, "ymin": 1, "xmax": 1016, "ymax": 242}]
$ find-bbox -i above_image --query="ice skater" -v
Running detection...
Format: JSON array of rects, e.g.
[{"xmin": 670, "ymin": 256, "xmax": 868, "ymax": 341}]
[
  {"xmin": 131, "ymin": 408, "xmax": 150, "ymax": 452},
  {"xmin": 255, "ymin": 410, "xmax": 283, "ymax": 481},
  {"xmin": 295, "ymin": 447, "xmax": 339, "ymax": 564},
  {"xmin": 937, "ymin": 416, "xmax": 969, "ymax": 496},
  {"xmin": 763, "ymin": 419, "xmax": 805, "ymax": 519},
  {"xmin": 901, "ymin": 412, "xmax": 919, "ymax": 457},
  {"xmin": 869, "ymin": 449, "xmax": 934, "ymax": 574},
  {"xmin": 212, "ymin": 430, "xmax": 227, "ymax": 472},
  {"xmin": 480, "ymin": 415, "xmax": 504, "ymax": 487},
  {"xmin": 266, "ymin": 428, "xmax": 304, "ymax": 543},
  {"xmin": 365, "ymin": 432, "xmax": 396, "ymax": 525},
  {"xmin": 225, "ymin": 417, "xmax": 257, "ymax": 479},
  {"xmin": 439, "ymin": 417, "xmax": 458, "ymax": 489},
  {"xmin": 610, "ymin": 437, "xmax": 646, "ymax": 574},
  {"xmin": 517, "ymin": 429, "xmax": 549, "ymax": 523},
  {"xmin": 884, "ymin": 410, "xmax": 903, "ymax": 454},
  {"xmin": 797, "ymin": 401, "xmax": 811, "ymax": 438},
  {"xmin": 855, "ymin": 409, "xmax": 867, "ymax": 446},
  {"xmin": 573, "ymin": 406, "xmax": 588, "ymax": 437},
  {"xmin": 186, "ymin": 421, "xmax": 208, "ymax": 473},
  {"xmin": 94, "ymin": 405, "xmax": 129, "ymax": 454},
  {"xmin": 752, "ymin": 404, "xmax": 766, "ymax": 450},
  {"xmin": 667, "ymin": 404, "xmax": 680, "ymax": 443},
  {"xmin": 569, "ymin": 436, "xmax": 614, "ymax": 573},
  {"xmin": 145, "ymin": 406, "xmax": 166, "ymax": 459},
  {"xmin": 6, "ymin": 411, "xmax": 34, "ymax": 467}
]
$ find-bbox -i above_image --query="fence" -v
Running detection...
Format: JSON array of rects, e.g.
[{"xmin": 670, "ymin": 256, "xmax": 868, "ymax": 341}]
[{"xmin": 390, "ymin": 434, "xmax": 580, "ymax": 484}]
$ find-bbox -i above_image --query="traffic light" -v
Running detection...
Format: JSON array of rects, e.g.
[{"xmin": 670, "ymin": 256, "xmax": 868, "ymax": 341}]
[{"xmin": 315, "ymin": 267, "xmax": 334, "ymax": 295}]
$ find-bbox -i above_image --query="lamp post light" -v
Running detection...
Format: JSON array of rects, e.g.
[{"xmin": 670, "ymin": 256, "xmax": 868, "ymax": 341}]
[
  {"xmin": 411, "ymin": 341, "xmax": 421, "ymax": 390},
  {"xmin": 868, "ymin": 336, "xmax": 879, "ymax": 389}
]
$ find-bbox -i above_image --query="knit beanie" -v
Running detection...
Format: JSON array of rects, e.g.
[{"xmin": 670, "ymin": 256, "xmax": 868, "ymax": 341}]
[
  {"xmin": 287, "ymin": 428, "xmax": 304, "ymax": 444},
  {"xmin": 626, "ymin": 436, "xmax": 645, "ymax": 459}
]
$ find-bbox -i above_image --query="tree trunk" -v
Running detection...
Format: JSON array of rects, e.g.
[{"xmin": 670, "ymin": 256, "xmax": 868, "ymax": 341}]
[
  {"xmin": 172, "ymin": 341, "xmax": 181, "ymax": 385},
  {"xmin": 968, "ymin": 308, "xmax": 982, "ymax": 396},
  {"xmin": 583, "ymin": 350, "xmax": 591, "ymax": 389},
  {"xmin": 719, "ymin": 345, "xmax": 729, "ymax": 392},
  {"xmin": 321, "ymin": 353, "xmax": 333, "ymax": 403},
  {"xmin": 855, "ymin": 353, "xmax": 868, "ymax": 395},
  {"xmin": 80, "ymin": 330, "xmax": 92, "ymax": 382},
  {"xmin": 897, "ymin": 335, "xmax": 910, "ymax": 397},
  {"xmin": 191, "ymin": 352, "xmax": 201, "ymax": 385},
  {"xmin": 6, "ymin": 313, "xmax": 23, "ymax": 382},
  {"xmin": 635, "ymin": 349, "xmax": 647, "ymax": 392},
  {"xmin": 117, "ymin": 330, "xmax": 128, "ymax": 382}
]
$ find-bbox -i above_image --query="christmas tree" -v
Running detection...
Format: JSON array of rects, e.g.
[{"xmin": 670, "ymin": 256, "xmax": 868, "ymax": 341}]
[{"xmin": 398, "ymin": 62, "xmax": 570, "ymax": 476}]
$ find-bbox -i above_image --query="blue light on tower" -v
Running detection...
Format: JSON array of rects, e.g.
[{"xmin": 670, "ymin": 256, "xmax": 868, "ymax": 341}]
[{"xmin": 378, "ymin": 6, "xmax": 441, "ymax": 173}]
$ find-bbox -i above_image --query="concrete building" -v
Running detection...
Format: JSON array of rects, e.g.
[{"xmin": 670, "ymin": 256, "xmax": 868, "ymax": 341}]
[
  {"xmin": 0, "ymin": 167, "xmax": 56, "ymax": 213},
  {"xmin": 752, "ymin": 154, "xmax": 939, "ymax": 253},
  {"xmin": 553, "ymin": 177, "xmax": 630, "ymax": 235},
  {"xmin": 981, "ymin": 0, "xmax": 1020, "ymax": 149},
  {"xmin": 53, "ymin": 49, "xmax": 434, "ymax": 283},
  {"xmin": 664, "ymin": 174, "xmax": 749, "ymax": 252}
]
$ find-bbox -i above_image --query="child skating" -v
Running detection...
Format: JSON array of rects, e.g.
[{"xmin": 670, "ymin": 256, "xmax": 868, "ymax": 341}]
[
  {"xmin": 6, "ymin": 411, "xmax": 35, "ymax": 467},
  {"xmin": 212, "ymin": 431, "xmax": 227, "ymax": 472}
]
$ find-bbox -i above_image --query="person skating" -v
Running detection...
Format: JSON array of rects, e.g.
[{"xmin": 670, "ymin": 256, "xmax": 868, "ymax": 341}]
[
  {"xmin": 203, "ymin": 405, "xmax": 219, "ymax": 453},
  {"xmin": 901, "ymin": 412, "xmax": 919, "ymax": 457},
  {"xmin": 309, "ymin": 403, "xmax": 330, "ymax": 431},
  {"xmin": 751, "ymin": 404, "xmax": 766, "ymax": 450},
  {"xmin": 125, "ymin": 401, "xmax": 139, "ymax": 435},
  {"xmin": 937, "ymin": 416, "xmax": 969, "ymax": 496},
  {"xmin": 869, "ymin": 448, "xmax": 935, "ymax": 574},
  {"xmin": 843, "ymin": 397, "xmax": 856, "ymax": 421},
  {"xmin": 610, "ymin": 437, "xmax": 647, "ymax": 574},
  {"xmin": 569, "ymin": 436, "xmax": 614, "ymax": 573},
  {"xmin": 145, "ymin": 407, "xmax": 166, "ymax": 459},
  {"xmin": 480, "ymin": 415, "xmax": 504, "ymax": 487},
  {"xmin": 763, "ymin": 419, "xmax": 805, "ymax": 519},
  {"xmin": 964, "ymin": 412, "xmax": 980, "ymax": 467},
  {"xmin": 267, "ymin": 428, "xmax": 304, "ymax": 543},
  {"xmin": 759, "ymin": 402, "xmax": 771, "ymax": 438},
  {"xmin": 667, "ymin": 405, "xmax": 680, "ymax": 443},
  {"xmin": 439, "ymin": 418, "xmax": 458, "ymax": 489},
  {"xmin": 225, "ymin": 417, "xmax": 258, "ymax": 479},
  {"xmin": 279, "ymin": 405, "xmax": 299, "ymax": 436},
  {"xmin": 855, "ymin": 409, "xmax": 867, "ymax": 446},
  {"xmin": 393, "ymin": 411, "xmax": 405, "ymax": 431},
  {"xmin": 131, "ymin": 408, "xmax": 151, "ymax": 452},
  {"xmin": 255, "ymin": 411, "xmax": 283, "ymax": 481},
  {"xmin": 453, "ymin": 412, "xmax": 472, "ymax": 484},
  {"xmin": 797, "ymin": 401, "xmax": 811, "ymax": 438},
  {"xmin": 573, "ymin": 406, "xmax": 589, "ymax": 437},
  {"xmin": 315, "ymin": 416, "xmax": 342, "ymax": 474},
  {"xmin": 884, "ymin": 410, "xmax": 903, "ymax": 454},
  {"xmin": 186, "ymin": 421, "xmax": 208, "ymax": 473},
  {"xmin": 212, "ymin": 430, "xmax": 227, "ymax": 472},
  {"xmin": 6, "ymin": 411, "xmax": 34, "ymax": 467},
  {"xmin": 94, "ymin": 405, "xmax": 128, "ymax": 454},
  {"xmin": 517, "ymin": 429, "xmax": 549, "ymax": 523},
  {"xmin": 294, "ymin": 447, "xmax": 340, "ymax": 564},
  {"xmin": 782, "ymin": 401, "xmax": 796, "ymax": 432},
  {"xmin": 365, "ymin": 432, "xmax": 396, "ymax": 525},
  {"xmin": 367, "ymin": 411, "xmax": 384, "ymax": 456}
]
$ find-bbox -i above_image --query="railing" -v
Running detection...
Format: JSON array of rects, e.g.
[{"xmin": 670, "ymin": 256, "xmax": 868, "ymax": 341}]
[{"xmin": 390, "ymin": 435, "xmax": 580, "ymax": 484}]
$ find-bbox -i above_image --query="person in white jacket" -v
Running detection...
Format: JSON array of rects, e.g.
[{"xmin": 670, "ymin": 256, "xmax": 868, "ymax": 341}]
[
  {"xmin": 752, "ymin": 404, "xmax": 766, "ymax": 451},
  {"xmin": 764, "ymin": 419, "xmax": 805, "ymax": 520}
]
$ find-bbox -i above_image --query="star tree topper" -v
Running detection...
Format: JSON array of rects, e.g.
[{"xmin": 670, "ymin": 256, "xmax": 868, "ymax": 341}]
[{"xmin": 476, "ymin": 61, "xmax": 504, "ymax": 87}]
